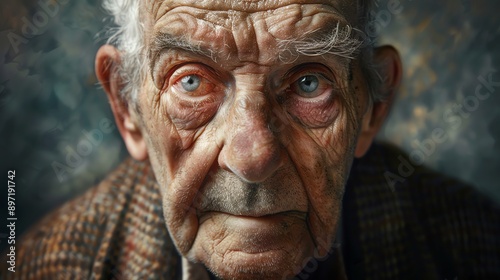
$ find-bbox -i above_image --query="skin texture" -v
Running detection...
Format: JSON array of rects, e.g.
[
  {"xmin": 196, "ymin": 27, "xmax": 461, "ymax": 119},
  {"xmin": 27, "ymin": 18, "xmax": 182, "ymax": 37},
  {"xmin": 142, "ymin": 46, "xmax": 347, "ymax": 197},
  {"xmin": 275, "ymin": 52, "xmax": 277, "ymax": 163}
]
[{"xmin": 96, "ymin": 0, "xmax": 402, "ymax": 279}]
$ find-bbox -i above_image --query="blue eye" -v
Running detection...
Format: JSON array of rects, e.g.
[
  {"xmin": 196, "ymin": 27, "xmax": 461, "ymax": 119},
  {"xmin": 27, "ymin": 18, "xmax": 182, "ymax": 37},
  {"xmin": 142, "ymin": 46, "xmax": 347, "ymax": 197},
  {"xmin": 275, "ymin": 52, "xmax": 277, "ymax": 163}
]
[
  {"xmin": 180, "ymin": 75, "xmax": 201, "ymax": 92},
  {"xmin": 297, "ymin": 75, "xmax": 319, "ymax": 94}
]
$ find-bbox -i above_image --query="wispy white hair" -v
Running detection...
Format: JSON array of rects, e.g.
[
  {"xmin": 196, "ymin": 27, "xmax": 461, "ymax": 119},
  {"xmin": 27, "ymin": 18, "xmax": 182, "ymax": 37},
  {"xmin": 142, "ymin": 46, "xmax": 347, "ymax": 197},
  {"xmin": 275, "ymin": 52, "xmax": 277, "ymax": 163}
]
[
  {"xmin": 101, "ymin": 0, "xmax": 384, "ymax": 104},
  {"xmin": 102, "ymin": 0, "xmax": 144, "ymax": 103},
  {"xmin": 277, "ymin": 23, "xmax": 363, "ymax": 61}
]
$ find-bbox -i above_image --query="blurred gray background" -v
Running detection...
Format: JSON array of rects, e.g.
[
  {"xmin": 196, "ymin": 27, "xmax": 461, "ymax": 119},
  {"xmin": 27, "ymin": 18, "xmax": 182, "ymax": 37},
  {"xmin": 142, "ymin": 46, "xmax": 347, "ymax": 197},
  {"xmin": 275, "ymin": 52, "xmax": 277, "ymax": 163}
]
[{"xmin": 0, "ymin": 0, "xmax": 499, "ymax": 251}]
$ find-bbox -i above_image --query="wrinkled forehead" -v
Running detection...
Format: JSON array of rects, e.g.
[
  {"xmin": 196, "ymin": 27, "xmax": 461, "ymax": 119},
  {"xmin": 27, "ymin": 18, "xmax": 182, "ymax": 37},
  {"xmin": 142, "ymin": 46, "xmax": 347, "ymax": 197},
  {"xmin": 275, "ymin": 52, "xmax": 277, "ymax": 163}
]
[
  {"xmin": 140, "ymin": 0, "xmax": 361, "ymax": 66},
  {"xmin": 142, "ymin": 0, "xmax": 360, "ymax": 26}
]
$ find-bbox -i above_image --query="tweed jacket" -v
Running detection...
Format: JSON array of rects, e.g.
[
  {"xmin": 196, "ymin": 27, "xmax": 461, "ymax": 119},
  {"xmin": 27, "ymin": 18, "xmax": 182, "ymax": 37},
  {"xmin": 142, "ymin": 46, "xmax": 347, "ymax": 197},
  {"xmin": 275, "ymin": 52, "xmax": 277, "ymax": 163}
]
[{"xmin": 2, "ymin": 142, "xmax": 500, "ymax": 279}]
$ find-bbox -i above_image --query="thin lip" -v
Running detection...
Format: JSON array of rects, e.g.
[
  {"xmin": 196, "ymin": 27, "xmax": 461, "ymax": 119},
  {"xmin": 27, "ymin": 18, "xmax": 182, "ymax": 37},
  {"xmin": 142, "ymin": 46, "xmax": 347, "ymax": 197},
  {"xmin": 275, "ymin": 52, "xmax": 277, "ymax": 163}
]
[{"xmin": 198, "ymin": 210, "xmax": 307, "ymax": 222}]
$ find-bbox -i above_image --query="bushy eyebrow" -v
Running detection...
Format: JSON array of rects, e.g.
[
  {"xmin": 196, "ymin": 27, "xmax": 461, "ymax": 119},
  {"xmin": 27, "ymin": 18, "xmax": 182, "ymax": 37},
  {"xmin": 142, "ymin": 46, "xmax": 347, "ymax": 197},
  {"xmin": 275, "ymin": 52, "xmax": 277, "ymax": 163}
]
[
  {"xmin": 151, "ymin": 32, "xmax": 216, "ymax": 57},
  {"xmin": 277, "ymin": 22, "xmax": 363, "ymax": 62},
  {"xmin": 148, "ymin": 32, "xmax": 216, "ymax": 74},
  {"xmin": 148, "ymin": 22, "xmax": 363, "ymax": 72}
]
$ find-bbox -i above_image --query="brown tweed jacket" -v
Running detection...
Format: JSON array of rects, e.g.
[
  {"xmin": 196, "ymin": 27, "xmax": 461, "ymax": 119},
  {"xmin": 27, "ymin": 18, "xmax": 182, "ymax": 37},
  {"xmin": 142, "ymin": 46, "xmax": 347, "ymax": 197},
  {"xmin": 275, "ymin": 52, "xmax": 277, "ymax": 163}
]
[{"xmin": 2, "ymin": 142, "xmax": 500, "ymax": 279}]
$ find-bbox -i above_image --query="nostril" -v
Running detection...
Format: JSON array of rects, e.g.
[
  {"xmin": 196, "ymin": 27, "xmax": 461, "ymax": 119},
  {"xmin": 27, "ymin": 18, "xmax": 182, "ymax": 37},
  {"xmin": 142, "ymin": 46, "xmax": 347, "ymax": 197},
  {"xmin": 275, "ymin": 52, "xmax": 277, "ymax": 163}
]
[{"xmin": 218, "ymin": 129, "xmax": 284, "ymax": 183}]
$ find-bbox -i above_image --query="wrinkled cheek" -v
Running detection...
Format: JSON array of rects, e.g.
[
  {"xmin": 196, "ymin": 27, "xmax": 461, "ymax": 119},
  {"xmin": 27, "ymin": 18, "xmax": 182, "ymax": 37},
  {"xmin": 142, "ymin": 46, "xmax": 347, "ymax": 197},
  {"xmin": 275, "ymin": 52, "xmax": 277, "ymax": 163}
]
[
  {"xmin": 307, "ymin": 198, "xmax": 342, "ymax": 258},
  {"xmin": 306, "ymin": 142, "xmax": 353, "ymax": 259},
  {"xmin": 164, "ymin": 198, "xmax": 200, "ymax": 255},
  {"xmin": 139, "ymin": 88, "xmax": 212, "ymax": 255},
  {"xmin": 287, "ymin": 96, "xmax": 340, "ymax": 128},
  {"xmin": 310, "ymin": 109, "xmax": 359, "ymax": 158},
  {"xmin": 286, "ymin": 127, "xmax": 352, "ymax": 259},
  {"xmin": 305, "ymin": 168, "xmax": 343, "ymax": 258},
  {"xmin": 164, "ymin": 92, "xmax": 221, "ymax": 131},
  {"xmin": 160, "ymin": 144, "xmax": 222, "ymax": 256}
]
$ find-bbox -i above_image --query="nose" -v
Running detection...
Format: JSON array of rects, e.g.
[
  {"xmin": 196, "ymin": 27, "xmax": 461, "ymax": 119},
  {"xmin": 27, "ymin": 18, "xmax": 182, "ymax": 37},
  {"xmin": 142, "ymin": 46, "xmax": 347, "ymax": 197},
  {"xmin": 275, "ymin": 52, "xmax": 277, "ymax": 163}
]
[{"xmin": 218, "ymin": 96, "xmax": 284, "ymax": 183}]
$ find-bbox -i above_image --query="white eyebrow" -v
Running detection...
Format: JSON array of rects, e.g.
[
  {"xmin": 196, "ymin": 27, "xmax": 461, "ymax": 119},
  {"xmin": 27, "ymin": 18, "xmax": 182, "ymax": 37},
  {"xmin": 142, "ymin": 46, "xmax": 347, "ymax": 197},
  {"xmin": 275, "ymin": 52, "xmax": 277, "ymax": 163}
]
[
  {"xmin": 149, "ymin": 22, "xmax": 363, "ymax": 71},
  {"xmin": 149, "ymin": 32, "xmax": 215, "ymax": 61},
  {"xmin": 277, "ymin": 22, "xmax": 363, "ymax": 62}
]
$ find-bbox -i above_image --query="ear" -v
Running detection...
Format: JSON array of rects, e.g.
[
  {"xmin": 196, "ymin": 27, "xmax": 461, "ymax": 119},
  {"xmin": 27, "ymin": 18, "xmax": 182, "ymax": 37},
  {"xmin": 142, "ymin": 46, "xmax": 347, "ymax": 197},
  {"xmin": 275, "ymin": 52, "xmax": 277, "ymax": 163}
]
[
  {"xmin": 95, "ymin": 45, "xmax": 148, "ymax": 161},
  {"xmin": 354, "ymin": 45, "xmax": 402, "ymax": 158}
]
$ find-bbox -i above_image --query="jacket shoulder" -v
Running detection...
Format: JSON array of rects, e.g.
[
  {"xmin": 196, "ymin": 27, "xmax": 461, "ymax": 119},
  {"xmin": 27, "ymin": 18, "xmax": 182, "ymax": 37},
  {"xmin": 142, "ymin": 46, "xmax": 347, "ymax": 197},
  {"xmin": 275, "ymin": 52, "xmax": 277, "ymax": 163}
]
[
  {"xmin": 350, "ymin": 142, "xmax": 500, "ymax": 279},
  {"xmin": 2, "ymin": 158, "xmax": 143, "ymax": 279}
]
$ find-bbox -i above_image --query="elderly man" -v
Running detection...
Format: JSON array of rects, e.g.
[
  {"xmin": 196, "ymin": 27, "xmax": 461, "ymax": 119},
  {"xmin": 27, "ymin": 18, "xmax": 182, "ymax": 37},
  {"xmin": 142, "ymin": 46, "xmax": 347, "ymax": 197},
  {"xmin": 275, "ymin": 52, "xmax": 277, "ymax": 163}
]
[{"xmin": 3, "ymin": 0, "xmax": 500, "ymax": 279}]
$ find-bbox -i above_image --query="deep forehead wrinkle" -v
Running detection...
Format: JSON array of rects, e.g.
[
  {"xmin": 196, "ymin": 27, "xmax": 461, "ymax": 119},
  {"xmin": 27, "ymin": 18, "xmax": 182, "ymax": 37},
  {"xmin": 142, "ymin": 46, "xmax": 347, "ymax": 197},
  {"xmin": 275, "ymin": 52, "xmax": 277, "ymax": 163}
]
[
  {"xmin": 152, "ymin": 4, "xmax": 347, "ymax": 62},
  {"xmin": 148, "ymin": 7, "xmax": 356, "ymax": 72},
  {"xmin": 148, "ymin": 21, "xmax": 357, "ymax": 75},
  {"xmin": 148, "ymin": 0, "xmax": 358, "ymax": 24}
]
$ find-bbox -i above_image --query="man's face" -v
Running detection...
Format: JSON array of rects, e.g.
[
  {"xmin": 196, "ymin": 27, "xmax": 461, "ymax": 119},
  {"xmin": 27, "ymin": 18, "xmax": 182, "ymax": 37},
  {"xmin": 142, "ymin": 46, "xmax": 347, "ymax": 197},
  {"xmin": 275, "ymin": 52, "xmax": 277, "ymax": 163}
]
[{"xmin": 135, "ymin": 0, "xmax": 369, "ymax": 278}]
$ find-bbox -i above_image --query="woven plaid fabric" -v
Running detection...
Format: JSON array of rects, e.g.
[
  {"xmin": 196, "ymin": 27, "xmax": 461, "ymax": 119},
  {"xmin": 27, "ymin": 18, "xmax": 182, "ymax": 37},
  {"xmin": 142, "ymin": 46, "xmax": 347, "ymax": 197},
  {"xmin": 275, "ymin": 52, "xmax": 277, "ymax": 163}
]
[
  {"xmin": 1, "ymin": 159, "xmax": 181, "ymax": 280},
  {"xmin": 343, "ymin": 143, "xmax": 500, "ymax": 279},
  {"xmin": 1, "ymin": 142, "xmax": 499, "ymax": 279}
]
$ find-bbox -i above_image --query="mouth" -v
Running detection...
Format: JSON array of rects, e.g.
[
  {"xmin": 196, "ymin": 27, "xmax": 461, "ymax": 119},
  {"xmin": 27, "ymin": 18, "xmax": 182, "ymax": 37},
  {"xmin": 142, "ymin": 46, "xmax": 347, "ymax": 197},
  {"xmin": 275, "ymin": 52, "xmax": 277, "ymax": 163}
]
[
  {"xmin": 198, "ymin": 210, "xmax": 307, "ymax": 223},
  {"xmin": 196, "ymin": 210, "xmax": 310, "ymax": 256}
]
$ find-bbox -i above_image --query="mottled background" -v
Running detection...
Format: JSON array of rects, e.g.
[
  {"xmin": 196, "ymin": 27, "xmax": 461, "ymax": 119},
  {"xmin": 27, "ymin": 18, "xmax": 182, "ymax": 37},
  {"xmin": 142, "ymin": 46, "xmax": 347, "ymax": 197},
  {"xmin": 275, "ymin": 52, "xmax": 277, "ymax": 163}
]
[{"xmin": 0, "ymin": 0, "xmax": 499, "ymax": 251}]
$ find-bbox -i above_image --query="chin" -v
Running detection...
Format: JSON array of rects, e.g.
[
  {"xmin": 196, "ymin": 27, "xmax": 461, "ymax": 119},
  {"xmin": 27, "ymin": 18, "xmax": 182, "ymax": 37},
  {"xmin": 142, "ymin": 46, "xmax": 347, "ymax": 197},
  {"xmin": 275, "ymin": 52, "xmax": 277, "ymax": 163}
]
[
  {"xmin": 204, "ymin": 248, "xmax": 310, "ymax": 280},
  {"xmin": 188, "ymin": 212, "xmax": 316, "ymax": 280}
]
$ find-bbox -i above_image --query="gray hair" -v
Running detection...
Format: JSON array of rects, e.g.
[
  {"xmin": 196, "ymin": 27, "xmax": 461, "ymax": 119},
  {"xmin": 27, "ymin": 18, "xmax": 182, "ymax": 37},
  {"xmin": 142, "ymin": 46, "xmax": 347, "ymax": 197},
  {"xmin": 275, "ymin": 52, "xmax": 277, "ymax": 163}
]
[
  {"xmin": 102, "ymin": 0, "xmax": 144, "ymax": 103},
  {"xmin": 102, "ymin": 0, "xmax": 384, "ymax": 104}
]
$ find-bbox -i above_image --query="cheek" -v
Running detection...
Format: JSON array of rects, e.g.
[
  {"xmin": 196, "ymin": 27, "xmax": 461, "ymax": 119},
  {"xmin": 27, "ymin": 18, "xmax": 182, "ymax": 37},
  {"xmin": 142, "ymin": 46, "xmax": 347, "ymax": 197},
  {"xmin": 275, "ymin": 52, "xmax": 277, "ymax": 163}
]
[
  {"xmin": 287, "ymin": 96, "xmax": 340, "ymax": 127},
  {"xmin": 283, "ymin": 100, "xmax": 360, "ymax": 255},
  {"xmin": 138, "ymin": 82, "xmax": 225, "ymax": 254},
  {"xmin": 164, "ymin": 86, "xmax": 223, "ymax": 130},
  {"xmin": 141, "ymin": 125, "xmax": 178, "ymax": 193},
  {"xmin": 304, "ymin": 104, "xmax": 360, "ymax": 164}
]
